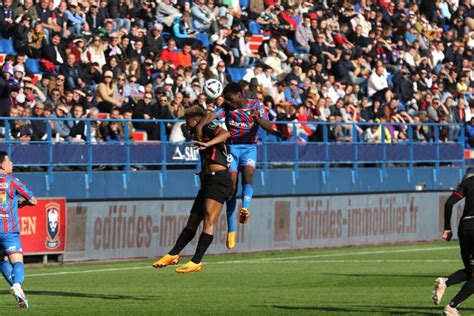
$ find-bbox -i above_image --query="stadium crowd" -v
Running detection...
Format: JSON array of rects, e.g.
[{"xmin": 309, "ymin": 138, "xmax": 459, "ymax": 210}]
[{"xmin": 0, "ymin": 0, "xmax": 473, "ymax": 146}]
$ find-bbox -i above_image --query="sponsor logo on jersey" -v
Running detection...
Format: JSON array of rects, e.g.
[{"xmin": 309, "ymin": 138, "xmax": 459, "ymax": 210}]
[{"xmin": 228, "ymin": 120, "xmax": 253, "ymax": 129}]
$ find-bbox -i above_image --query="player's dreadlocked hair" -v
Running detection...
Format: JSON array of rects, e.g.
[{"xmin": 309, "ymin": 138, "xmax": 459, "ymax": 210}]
[{"xmin": 185, "ymin": 106, "xmax": 206, "ymax": 119}]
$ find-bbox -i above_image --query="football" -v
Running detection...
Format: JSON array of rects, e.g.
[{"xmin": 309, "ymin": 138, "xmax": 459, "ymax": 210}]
[{"xmin": 203, "ymin": 79, "xmax": 224, "ymax": 99}]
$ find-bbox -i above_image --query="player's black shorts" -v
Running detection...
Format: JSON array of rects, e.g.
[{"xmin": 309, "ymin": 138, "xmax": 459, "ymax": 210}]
[
  {"xmin": 190, "ymin": 170, "xmax": 233, "ymax": 214},
  {"xmin": 458, "ymin": 228, "xmax": 474, "ymax": 270}
]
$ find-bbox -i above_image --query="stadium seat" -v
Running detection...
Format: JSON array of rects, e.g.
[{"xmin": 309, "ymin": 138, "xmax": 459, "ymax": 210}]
[
  {"xmin": 32, "ymin": 73, "xmax": 42, "ymax": 84},
  {"xmin": 248, "ymin": 21, "xmax": 261, "ymax": 35},
  {"xmin": 26, "ymin": 58, "xmax": 41, "ymax": 74},
  {"xmin": 287, "ymin": 39, "xmax": 296, "ymax": 54},
  {"xmin": 0, "ymin": 39, "xmax": 16, "ymax": 55},
  {"xmin": 239, "ymin": 0, "xmax": 249, "ymax": 8},
  {"xmin": 196, "ymin": 33, "xmax": 209, "ymax": 48},
  {"xmin": 227, "ymin": 67, "xmax": 246, "ymax": 82},
  {"xmin": 132, "ymin": 131, "xmax": 148, "ymax": 141},
  {"xmin": 248, "ymin": 35, "xmax": 264, "ymax": 53},
  {"xmin": 97, "ymin": 113, "xmax": 108, "ymax": 119}
]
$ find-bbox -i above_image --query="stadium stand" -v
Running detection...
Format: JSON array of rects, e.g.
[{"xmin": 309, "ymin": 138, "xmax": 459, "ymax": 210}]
[{"xmin": 0, "ymin": 0, "xmax": 472, "ymax": 148}]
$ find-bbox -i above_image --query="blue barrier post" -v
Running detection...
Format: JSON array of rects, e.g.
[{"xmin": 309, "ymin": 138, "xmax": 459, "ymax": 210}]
[
  {"xmin": 160, "ymin": 121, "xmax": 167, "ymax": 180},
  {"xmin": 352, "ymin": 124, "xmax": 358, "ymax": 181},
  {"xmin": 4, "ymin": 119, "xmax": 11, "ymax": 157},
  {"xmin": 381, "ymin": 123, "xmax": 386, "ymax": 180},
  {"xmin": 292, "ymin": 122, "xmax": 299, "ymax": 182},
  {"xmin": 124, "ymin": 120, "xmax": 131, "ymax": 185},
  {"xmin": 86, "ymin": 120, "xmax": 92, "ymax": 185},
  {"xmin": 262, "ymin": 130, "xmax": 268, "ymax": 180},
  {"xmin": 46, "ymin": 121, "xmax": 53, "ymax": 188},
  {"xmin": 434, "ymin": 124, "xmax": 440, "ymax": 179},
  {"xmin": 323, "ymin": 123, "xmax": 329, "ymax": 176},
  {"xmin": 408, "ymin": 124, "xmax": 414, "ymax": 183}
]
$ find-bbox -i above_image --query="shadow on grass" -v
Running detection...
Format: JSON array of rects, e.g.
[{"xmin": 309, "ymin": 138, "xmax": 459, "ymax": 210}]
[
  {"xmin": 0, "ymin": 290, "xmax": 158, "ymax": 301},
  {"xmin": 251, "ymin": 304, "xmax": 473, "ymax": 315}
]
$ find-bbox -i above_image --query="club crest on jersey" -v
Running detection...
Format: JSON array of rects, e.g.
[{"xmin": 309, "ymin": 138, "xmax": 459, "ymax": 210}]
[{"xmin": 45, "ymin": 202, "xmax": 60, "ymax": 249}]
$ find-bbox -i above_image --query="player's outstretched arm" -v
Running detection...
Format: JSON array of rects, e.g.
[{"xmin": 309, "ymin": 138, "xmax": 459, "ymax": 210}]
[{"xmin": 195, "ymin": 112, "xmax": 218, "ymax": 141}]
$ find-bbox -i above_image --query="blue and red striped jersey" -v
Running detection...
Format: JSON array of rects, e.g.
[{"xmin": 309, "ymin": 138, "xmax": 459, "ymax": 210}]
[
  {"xmin": 0, "ymin": 174, "xmax": 34, "ymax": 233},
  {"xmin": 214, "ymin": 99, "xmax": 269, "ymax": 144}
]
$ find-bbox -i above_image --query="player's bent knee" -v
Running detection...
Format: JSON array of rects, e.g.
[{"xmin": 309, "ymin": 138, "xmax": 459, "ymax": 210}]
[{"xmin": 8, "ymin": 253, "xmax": 23, "ymax": 264}]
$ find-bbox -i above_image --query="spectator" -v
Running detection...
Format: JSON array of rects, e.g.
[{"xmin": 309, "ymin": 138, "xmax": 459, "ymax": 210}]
[
  {"xmin": 133, "ymin": 92, "xmax": 159, "ymax": 140},
  {"xmin": 96, "ymin": 70, "xmax": 121, "ymax": 113},
  {"xmin": 69, "ymin": 104, "xmax": 86, "ymax": 141},
  {"xmin": 176, "ymin": 44, "xmax": 193, "ymax": 69},
  {"xmin": 51, "ymin": 103, "xmax": 72, "ymax": 141},
  {"xmin": 59, "ymin": 54, "xmax": 82, "ymax": 90},
  {"xmin": 42, "ymin": 32, "xmax": 65, "ymax": 65},
  {"xmin": 86, "ymin": 36, "xmax": 107, "ymax": 67},
  {"xmin": 30, "ymin": 102, "xmax": 47, "ymax": 141},
  {"xmin": 294, "ymin": 14, "xmax": 315, "ymax": 54},
  {"xmin": 146, "ymin": 23, "xmax": 164, "ymax": 57},
  {"xmin": 85, "ymin": 3, "xmax": 104, "ymax": 34},
  {"xmin": 191, "ymin": 0, "xmax": 214, "ymax": 32},
  {"xmin": 368, "ymin": 65, "xmax": 391, "ymax": 104}
]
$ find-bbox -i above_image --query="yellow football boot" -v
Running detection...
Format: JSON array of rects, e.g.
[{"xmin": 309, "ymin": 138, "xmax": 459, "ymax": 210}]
[
  {"xmin": 239, "ymin": 208, "xmax": 250, "ymax": 224},
  {"xmin": 226, "ymin": 232, "xmax": 236, "ymax": 249},
  {"xmin": 152, "ymin": 254, "xmax": 179, "ymax": 268},
  {"xmin": 175, "ymin": 261, "xmax": 203, "ymax": 273}
]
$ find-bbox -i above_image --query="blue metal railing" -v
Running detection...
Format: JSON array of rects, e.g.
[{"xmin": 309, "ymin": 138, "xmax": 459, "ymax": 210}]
[{"xmin": 0, "ymin": 117, "xmax": 466, "ymax": 189}]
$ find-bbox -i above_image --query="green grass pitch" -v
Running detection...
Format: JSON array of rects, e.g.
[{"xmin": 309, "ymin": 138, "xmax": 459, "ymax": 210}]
[{"xmin": 1, "ymin": 242, "xmax": 472, "ymax": 315}]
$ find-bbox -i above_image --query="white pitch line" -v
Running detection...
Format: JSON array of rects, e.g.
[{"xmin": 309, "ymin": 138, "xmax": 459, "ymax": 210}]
[
  {"xmin": 26, "ymin": 246, "xmax": 457, "ymax": 278},
  {"xmin": 207, "ymin": 245, "xmax": 458, "ymax": 264},
  {"xmin": 208, "ymin": 259, "xmax": 459, "ymax": 264},
  {"xmin": 27, "ymin": 266, "xmax": 150, "ymax": 278}
]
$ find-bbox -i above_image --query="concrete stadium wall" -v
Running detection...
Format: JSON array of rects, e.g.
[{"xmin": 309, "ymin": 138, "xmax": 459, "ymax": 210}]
[{"xmin": 63, "ymin": 192, "xmax": 463, "ymax": 262}]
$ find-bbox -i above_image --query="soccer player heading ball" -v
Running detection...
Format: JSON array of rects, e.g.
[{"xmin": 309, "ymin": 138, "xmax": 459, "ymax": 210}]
[
  {"xmin": 0, "ymin": 152, "xmax": 37, "ymax": 308},
  {"xmin": 152, "ymin": 107, "xmax": 233, "ymax": 273},
  {"xmin": 195, "ymin": 82, "xmax": 277, "ymax": 249},
  {"xmin": 433, "ymin": 167, "xmax": 474, "ymax": 316}
]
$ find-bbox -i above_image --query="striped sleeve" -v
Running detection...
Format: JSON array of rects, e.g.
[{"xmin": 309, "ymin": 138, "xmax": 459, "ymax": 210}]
[
  {"xmin": 214, "ymin": 107, "xmax": 226, "ymax": 120},
  {"xmin": 10, "ymin": 176, "xmax": 34, "ymax": 200},
  {"xmin": 251, "ymin": 100, "xmax": 269, "ymax": 120}
]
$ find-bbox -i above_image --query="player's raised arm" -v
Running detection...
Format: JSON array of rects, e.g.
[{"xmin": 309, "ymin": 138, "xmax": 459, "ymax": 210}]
[
  {"xmin": 195, "ymin": 111, "xmax": 218, "ymax": 141},
  {"xmin": 194, "ymin": 126, "xmax": 230, "ymax": 149}
]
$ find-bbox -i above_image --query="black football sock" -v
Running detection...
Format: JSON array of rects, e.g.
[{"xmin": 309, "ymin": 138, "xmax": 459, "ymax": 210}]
[
  {"xmin": 169, "ymin": 228, "xmax": 196, "ymax": 255},
  {"xmin": 450, "ymin": 278, "xmax": 474, "ymax": 308},
  {"xmin": 447, "ymin": 269, "xmax": 469, "ymax": 286},
  {"xmin": 191, "ymin": 233, "xmax": 214, "ymax": 264}
]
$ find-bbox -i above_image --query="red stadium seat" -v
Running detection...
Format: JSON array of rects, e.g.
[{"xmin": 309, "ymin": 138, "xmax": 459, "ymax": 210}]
[{"xmin": 132, "ymin": 131, "xmax": 148, "ymax": 141}]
